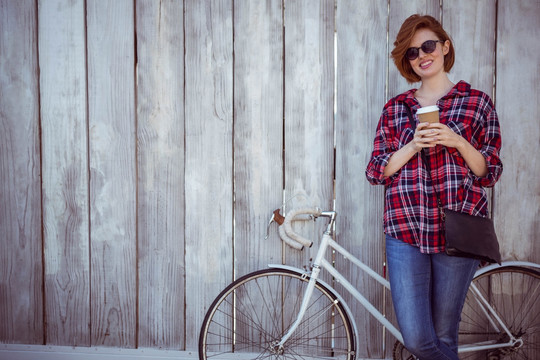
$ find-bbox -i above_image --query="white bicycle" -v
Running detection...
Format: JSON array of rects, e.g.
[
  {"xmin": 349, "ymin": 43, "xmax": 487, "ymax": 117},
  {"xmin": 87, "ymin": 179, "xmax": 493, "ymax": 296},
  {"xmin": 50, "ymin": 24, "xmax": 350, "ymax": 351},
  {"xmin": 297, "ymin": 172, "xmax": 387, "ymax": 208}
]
[{"xmin": 199, "ymin": 207, "xmax": 540, "ymax": 359}]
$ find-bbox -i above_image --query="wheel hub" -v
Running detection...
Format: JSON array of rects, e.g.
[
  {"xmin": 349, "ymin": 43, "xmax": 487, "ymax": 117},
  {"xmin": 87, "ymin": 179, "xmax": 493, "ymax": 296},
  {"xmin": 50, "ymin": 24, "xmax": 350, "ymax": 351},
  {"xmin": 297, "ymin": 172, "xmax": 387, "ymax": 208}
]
[{"xmin": 269, "ymin": 341, "xmax": 285, "ymax": 355}]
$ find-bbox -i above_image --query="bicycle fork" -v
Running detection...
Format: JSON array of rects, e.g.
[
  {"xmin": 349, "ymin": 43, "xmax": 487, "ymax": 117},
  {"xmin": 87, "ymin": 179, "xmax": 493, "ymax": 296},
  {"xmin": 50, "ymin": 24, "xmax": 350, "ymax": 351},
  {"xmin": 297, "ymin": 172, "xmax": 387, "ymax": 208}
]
[{"xmin": 272, "ymin": 232, "xmax": 333, "ymax": 353}]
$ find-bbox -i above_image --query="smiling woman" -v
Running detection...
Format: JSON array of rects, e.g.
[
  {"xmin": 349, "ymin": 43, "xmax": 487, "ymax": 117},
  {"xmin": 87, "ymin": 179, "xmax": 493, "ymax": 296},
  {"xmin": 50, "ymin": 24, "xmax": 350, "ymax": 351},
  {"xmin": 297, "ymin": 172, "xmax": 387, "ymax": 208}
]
[{"xmin": 366, "ymin": 14, "xmax": 503, "ymax": 360}]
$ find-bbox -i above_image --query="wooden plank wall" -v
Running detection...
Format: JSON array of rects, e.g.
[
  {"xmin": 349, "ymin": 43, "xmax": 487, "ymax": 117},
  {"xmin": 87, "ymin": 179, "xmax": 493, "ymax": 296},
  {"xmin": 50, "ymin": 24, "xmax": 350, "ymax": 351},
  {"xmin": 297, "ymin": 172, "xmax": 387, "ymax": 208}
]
[
  {"xmin": 1, "ymin": 0, "xmax": 538, "ymax": 358},
  {"xmin": 0, "ymin": 0, "xmax": 43, "ymax": 345},
  {"xmin": 335, "ymin": 1, "xmax": 389, "ymax": 355},
  {"xmin": 183, "ymin": 0, "xmax": 234, "ymax": 345},
  {"xmin": 39, "ymin": 0, "xmax": 89, "ymax": 346},
  {"xmin": 136, "ymin": 0, "xmax": 185, "ymax": 347}
]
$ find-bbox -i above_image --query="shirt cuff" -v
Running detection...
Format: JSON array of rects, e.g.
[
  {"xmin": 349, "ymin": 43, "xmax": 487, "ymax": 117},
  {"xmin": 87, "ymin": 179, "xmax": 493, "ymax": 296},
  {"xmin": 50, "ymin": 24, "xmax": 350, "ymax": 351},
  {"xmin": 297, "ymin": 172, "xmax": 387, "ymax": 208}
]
[
  {"xmin": 366, "ymin": 153, "xmax": 398, "ymax": 186},
  {"xmin": 470, "ymin": 150, "xmax": 503, "ymax": 187}
]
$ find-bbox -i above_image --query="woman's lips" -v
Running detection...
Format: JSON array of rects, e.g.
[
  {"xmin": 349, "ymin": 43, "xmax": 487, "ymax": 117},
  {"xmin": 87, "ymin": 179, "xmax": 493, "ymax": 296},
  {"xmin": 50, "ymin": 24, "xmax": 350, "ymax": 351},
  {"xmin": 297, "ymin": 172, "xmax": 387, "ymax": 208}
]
[{"xmin": 420, "ymin": 60, "xmax": 433, "ymax": 69}]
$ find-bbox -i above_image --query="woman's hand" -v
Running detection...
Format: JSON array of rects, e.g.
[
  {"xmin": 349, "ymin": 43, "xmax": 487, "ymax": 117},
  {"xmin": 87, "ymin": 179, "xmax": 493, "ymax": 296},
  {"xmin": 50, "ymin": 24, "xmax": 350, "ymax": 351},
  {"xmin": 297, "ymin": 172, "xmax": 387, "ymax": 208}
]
[{"xmin": 411, "ymin": 122, "xmax": 440, "ymax": 152}]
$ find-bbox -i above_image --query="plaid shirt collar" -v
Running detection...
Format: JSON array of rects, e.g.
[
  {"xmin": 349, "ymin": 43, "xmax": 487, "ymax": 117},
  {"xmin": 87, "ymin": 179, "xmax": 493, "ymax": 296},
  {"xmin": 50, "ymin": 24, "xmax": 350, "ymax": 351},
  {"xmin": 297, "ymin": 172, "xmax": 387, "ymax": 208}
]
[{"xmin": 396, "ymin": 80, "xmax": 472, "ymax": 110}]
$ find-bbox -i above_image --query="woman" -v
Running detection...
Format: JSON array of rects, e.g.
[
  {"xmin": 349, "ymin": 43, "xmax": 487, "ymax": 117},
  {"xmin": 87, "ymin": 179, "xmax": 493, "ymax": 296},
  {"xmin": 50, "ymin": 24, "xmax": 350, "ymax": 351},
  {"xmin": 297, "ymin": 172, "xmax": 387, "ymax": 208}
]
[{"xmin": 365, "ymin": 15, "xmax": 503, "ymax": 359}]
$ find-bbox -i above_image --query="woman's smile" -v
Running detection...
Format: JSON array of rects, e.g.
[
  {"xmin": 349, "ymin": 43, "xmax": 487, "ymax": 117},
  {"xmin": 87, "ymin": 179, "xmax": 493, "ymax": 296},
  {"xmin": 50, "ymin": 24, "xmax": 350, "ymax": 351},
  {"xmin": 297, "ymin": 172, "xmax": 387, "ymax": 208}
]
[{"xmin": 419, "ymin": 59, "xmax": 433, "ymax": 69}]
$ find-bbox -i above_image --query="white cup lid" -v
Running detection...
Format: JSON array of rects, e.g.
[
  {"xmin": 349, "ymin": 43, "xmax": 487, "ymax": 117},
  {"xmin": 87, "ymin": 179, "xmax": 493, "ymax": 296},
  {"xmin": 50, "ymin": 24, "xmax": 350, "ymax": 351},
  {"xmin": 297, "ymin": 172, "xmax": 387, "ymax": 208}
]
[{"xmin": 416, "ymin": 105, "xmax": 439, "ymax": 114}]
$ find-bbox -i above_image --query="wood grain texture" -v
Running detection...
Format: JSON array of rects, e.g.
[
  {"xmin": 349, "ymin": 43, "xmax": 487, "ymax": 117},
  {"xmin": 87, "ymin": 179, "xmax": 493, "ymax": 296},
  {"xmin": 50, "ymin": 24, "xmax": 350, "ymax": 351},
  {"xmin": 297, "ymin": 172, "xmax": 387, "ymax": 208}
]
[
  {"xmin": 87, "ymin": 0, "xmax": 137, "ymax": 347},
  {"xmin": 335, "ymin": 1, "xmax": 389, "ymax": 356},
  {"xmin": 135, "ymin": 0, "xmax": 185, "ymax": 348},
  {"xmin": 0, "ymin": 0, "xmax": 43, "ymax": 344},
  {"xmin": 183, "ymin": 0, "xmax": 234, "ymax": 350},
  {"xmin": 39, "ymin": 0, "xmax": 90, "ymax": 346},
  {"xmin": 233, "ymin": 0, "xmax": 284, "ymax": 277},
  {"xmin": 283, "ymin": 0, "xmax": 335, "ymax": 268},
  {"xmin": 493, "ymin": 0, "xmax": 540, "ymax": 262}
]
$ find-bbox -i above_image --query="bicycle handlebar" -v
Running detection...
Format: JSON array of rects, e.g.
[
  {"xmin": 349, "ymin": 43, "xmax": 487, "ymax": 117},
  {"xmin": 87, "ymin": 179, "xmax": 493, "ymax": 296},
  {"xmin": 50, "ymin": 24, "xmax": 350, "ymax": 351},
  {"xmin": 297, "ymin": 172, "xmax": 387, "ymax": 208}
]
[{"xmin": 278, "ymin": 207, "xmax": 322, "ymax": 250}]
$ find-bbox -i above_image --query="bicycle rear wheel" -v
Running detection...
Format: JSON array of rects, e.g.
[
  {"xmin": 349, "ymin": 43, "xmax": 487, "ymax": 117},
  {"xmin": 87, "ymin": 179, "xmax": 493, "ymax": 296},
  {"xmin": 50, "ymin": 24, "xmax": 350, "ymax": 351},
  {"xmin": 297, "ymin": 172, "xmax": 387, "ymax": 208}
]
[
  {"xmin": 459, "ymin": 265, "xmax": 540, "ymax": 359},
  {"xmin": 198, "ymin": 268, "xmax": 356, "ymax": 360}
]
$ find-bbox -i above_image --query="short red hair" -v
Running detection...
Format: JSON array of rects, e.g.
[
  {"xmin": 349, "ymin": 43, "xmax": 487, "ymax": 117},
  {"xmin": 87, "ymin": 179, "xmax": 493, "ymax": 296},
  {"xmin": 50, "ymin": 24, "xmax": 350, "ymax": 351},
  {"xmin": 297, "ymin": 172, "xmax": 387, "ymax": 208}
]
[{"xmin": 391, "ymin": 14, "xmax": 455, "ymax": 83}]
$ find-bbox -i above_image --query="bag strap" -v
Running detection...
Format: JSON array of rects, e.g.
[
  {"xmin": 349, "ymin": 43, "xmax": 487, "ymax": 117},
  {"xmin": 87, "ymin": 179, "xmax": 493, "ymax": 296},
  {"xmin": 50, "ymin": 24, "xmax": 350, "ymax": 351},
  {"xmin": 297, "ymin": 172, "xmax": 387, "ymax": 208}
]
[{"xmin": 404, "ymin": 105, "xmax": 446, "ymax": 220}]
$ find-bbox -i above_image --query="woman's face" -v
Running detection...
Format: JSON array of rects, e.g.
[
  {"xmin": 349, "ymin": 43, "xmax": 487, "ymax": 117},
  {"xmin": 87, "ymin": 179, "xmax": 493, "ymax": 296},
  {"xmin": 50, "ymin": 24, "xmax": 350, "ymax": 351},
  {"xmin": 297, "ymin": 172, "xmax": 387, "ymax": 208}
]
[{"xmin": 408, "ymin": 28, "xmax": 449, "ymax": 81}]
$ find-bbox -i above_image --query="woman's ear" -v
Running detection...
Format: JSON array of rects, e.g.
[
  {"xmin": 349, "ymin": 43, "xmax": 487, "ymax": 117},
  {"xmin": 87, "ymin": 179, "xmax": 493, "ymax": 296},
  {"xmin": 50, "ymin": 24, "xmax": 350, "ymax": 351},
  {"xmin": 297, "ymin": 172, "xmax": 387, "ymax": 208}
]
[{"xmin": 442, "ymin": 40, "xmax": 450, "ymax": 56}]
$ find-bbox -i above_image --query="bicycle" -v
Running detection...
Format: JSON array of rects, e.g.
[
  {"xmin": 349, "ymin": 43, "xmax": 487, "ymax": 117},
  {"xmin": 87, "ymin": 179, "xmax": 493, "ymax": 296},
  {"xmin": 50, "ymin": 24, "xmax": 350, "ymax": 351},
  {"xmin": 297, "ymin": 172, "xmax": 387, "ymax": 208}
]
[{"xmin": 199, "ymin": 207, "xmax": 540, "ymax": 359}]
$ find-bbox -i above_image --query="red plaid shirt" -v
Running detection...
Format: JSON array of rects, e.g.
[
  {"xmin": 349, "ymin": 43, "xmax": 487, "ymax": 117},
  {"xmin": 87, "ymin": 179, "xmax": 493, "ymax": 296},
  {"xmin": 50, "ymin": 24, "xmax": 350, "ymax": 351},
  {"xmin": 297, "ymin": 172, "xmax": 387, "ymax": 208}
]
[{"xmin": 366, "ymin": 81, "xmax": 503, "ymax": 253}]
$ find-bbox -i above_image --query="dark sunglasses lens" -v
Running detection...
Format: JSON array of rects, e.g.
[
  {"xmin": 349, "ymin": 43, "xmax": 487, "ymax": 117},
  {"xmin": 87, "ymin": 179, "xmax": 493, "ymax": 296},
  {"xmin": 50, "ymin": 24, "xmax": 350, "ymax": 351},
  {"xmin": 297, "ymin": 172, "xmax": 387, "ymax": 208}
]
[
  {"xmin": 406, "ymin": 40, "xmax": 439, "ymax": 60},
  {"xmin": 406, "ymin": 48, "xmax": 418, "ymax": 60},
  {"xmin": 422, "ymin": 40, "xmax": 437, "ymax": 53}
]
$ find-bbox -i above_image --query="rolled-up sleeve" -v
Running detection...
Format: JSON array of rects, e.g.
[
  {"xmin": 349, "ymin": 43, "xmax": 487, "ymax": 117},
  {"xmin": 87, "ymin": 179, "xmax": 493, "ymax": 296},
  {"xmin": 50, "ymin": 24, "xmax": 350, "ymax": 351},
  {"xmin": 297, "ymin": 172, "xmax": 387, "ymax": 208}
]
[
  {"xmin": 365, "ymin": 111, "xmax": 397, "ymax": 186},
  {"xmin": 472, "ymin": 100, "xmax": 503, "ymax": 187}
]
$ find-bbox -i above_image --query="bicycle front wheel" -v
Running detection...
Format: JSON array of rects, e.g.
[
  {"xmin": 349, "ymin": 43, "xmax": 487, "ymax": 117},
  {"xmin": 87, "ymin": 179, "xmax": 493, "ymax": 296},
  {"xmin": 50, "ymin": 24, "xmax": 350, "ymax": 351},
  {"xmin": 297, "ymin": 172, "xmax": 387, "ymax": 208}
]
[
  {"xmin": 459, "ymin": 265, "xmax": 540, "ymax": 359},
  {"xmin": 198, "ymin": 268, "xmax": 356, "ymax": 360}
]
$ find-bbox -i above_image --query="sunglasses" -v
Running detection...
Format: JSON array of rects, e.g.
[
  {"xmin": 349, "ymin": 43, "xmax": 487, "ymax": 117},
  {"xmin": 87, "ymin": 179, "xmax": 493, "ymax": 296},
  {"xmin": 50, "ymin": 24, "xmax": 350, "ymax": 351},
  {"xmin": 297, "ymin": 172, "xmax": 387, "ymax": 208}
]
[{"xmin": 406, "ymin": 40, "xmax": 445, "ymax": 60}]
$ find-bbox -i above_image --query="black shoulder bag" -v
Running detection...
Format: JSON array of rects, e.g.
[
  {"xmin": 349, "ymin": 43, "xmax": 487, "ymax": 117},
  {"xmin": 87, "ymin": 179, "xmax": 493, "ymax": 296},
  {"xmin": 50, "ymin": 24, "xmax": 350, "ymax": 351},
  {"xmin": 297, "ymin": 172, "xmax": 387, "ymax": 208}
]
[{"xmin": 404, "ymin": 106, "xmax": 501, "ymax": 264}]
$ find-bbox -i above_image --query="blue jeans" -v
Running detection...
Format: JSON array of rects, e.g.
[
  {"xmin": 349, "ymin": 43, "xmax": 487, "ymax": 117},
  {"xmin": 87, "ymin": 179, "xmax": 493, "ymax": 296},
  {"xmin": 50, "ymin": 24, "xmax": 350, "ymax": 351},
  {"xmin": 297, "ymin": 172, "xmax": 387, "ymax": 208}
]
[{"xmin": 386, "ymin": 235, "xmax": 479, "ymax": 360}]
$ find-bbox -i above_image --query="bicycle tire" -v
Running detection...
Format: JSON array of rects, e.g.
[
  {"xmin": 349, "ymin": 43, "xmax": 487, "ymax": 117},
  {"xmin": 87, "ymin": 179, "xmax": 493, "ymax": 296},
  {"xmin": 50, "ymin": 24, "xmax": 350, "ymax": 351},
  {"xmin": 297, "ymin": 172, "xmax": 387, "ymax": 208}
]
[
  {"xmin": 458, "ymin": 265, "xmax": 540, "ymax": 359},
  {"xmin": 198, "ymin": 268, "xmax": 356, "ymax": 360}
]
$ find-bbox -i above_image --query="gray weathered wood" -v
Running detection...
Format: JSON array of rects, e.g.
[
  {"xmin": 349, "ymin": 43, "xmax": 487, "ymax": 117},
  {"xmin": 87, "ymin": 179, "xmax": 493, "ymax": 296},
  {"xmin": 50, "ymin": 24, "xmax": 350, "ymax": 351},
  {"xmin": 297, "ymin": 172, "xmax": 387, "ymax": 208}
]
[
  {"xmin": 135, "ymin": 0, "xmax": 185, "ymax": 348},
  {"xmin": 283, "ymin": 0, "xmax": 335, "ymax": 268},
  {"xmin": 493, "ymin": 0, "xmax": 540, "ymax": 262},
  {"xmin": 0, "ymin": 0, "xmax": 43, "ymax": 344},
  {"xmin": 86, "ymin": 0, "xmax": 137, "ymax": 347},
  {"xmin": 183, "ymin": 0, "xmax": 234, "ymax": 350},
  {"xmin": 39, "ymin": 0, "xmax": 90, "ymax": 346},
  {"xmin": 233, "ymin": 0, "xmax": 284, "ymax": 277},
  {"xmin": 335, "ymin": 0, "xmax": 389, "ymax": 356},
  {"xmin": 281, "ymin": 3, "xmax": 336, "ymax": 351},
  {"xmin": 443, "ymin": 0, "xmax": 496, "ymax": 96}
]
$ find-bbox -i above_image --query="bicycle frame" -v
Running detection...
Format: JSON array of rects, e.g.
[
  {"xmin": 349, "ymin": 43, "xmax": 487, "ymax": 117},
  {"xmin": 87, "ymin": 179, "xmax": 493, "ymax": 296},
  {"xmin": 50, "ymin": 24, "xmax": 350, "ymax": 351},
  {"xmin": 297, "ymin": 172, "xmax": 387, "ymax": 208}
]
[{"xmin": 273, "ymin": 215, "xmax": 524, "ymax": 355}]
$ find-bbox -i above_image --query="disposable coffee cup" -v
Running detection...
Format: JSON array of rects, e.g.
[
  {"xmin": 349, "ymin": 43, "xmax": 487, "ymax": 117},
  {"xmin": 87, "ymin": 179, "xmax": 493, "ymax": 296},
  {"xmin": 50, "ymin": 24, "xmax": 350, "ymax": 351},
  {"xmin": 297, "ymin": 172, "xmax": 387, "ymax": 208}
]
[{"xmin": 416, "ymin": 105, "xmax": 439, "ymax": 123}]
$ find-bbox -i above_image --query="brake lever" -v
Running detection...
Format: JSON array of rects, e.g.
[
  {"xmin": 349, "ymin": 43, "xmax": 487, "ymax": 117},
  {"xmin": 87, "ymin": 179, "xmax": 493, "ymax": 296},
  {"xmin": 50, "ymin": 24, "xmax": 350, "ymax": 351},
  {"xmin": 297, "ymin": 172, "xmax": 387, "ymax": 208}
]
[{"xmin": 265, "ymin": 209, "xmax": 285, "ymax": 240}]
